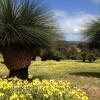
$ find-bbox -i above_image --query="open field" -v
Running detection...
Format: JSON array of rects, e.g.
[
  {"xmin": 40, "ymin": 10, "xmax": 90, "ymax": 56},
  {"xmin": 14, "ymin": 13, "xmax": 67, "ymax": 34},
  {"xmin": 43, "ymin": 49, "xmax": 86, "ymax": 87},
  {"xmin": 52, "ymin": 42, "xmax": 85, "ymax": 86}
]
[
  {"xmin": 29, "ymin": 60, "xmax": 100, "ymax": 100},
  {"xmin": 0, "ymin": 55, "xmax": 100, "ymax": 100}
]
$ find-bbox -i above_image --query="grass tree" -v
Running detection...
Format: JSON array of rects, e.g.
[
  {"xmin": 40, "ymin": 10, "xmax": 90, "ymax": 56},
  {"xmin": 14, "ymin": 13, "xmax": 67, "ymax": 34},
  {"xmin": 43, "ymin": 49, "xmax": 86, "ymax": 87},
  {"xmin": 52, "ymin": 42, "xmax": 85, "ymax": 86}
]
[
  {"xmin": 0, "ymin": 0, "xmax": 62, "ymax": 79},
  {"xmin": 84, "ymin": 18, "xmax": 100, "ymax": 49}
]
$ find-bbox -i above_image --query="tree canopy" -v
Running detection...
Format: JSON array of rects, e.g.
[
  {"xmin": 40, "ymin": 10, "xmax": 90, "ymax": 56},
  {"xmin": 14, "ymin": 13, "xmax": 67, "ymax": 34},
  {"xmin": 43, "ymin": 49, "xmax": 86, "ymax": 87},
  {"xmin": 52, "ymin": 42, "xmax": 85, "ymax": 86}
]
[
  {"xmin": 84, "ymin": 17, "xmax": 100, "ymax": 49},
  {"xmin": 0, "ymin": 0, "xmax": 62, "ymax": 50}
]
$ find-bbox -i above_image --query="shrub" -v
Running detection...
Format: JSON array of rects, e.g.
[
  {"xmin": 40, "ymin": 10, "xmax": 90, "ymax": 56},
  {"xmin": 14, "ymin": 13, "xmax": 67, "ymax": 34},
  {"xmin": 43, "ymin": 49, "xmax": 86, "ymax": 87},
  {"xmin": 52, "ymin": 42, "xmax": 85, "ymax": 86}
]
[
  {"xmin": 64, "ymin": 47, "xmax": 79, "ymax": 60},
  {"xmin": 40, "ymin": 49, "xmax": 63, "ymax": 61},
  {"xmin": 87, "ymin": 52, "xmax": 96, "ymax": 62},
  {"xmin": 0, "ymin": 77, "xmax": 89, "ymax": 100},
  {"xmin": 80, "ymin": 51, "xmax": 87, "ymax": 62},
  {"xmin": 70, "ymin": 54, "xmax": 77, "ymax": 60},
  {"xmin": 79, "ymin": 50, "xmax": 97, "ymax": 63}
]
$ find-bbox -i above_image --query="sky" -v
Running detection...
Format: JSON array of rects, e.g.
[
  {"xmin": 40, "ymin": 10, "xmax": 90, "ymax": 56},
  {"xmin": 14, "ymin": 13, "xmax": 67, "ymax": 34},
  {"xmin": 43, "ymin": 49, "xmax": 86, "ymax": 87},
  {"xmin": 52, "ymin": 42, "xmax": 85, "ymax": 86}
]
[{"xmin": 44, "ymin": 0, "xmax": 100, "ymax": 41}]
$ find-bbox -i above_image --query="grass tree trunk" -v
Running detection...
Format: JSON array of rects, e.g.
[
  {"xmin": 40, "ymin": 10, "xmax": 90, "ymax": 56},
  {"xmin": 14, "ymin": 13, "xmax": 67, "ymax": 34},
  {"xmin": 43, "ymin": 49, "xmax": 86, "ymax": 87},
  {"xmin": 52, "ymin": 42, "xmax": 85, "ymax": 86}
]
[
  {"xmin": 82, "ymin": 57, "xmax": 86, "ymax": 62},
  {"xmin": 9, "ymin": 66, "xmax": 28, "ymax": 80},
  {"xmin": 83, "ymin": 59, "xmax": 86, "ymax": 62},
  {"xmin": 88, "ymin": 59, "xmax": 92, "ymax": 63},
  {"xmin": 2, "ymin": 48, "xmax": 33, "ymax": 80}
]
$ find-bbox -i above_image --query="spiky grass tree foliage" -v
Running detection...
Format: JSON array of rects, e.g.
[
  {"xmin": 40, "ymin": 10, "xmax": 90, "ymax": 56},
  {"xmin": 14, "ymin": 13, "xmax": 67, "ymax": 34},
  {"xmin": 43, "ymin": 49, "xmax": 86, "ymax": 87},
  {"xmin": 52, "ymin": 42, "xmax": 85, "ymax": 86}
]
[
  {"xmin": 84, "ymin": 18, "xmax": 100, "ymax": 49},
  {"xmin": 0, "ymin": 0, "xmax": 61, "ymax": 79}
]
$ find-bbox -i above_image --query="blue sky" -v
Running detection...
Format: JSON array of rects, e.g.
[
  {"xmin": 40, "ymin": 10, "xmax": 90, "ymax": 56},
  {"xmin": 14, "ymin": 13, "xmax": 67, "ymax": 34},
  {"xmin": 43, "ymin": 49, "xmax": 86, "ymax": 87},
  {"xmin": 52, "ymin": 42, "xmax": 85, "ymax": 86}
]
[
  {"xmin": 46, "ymin": 0, "xmax": 99, "ymax": 15},
  {"xmin": 44, "ymin": 0, "xmax": 100, "ymax": 41}
]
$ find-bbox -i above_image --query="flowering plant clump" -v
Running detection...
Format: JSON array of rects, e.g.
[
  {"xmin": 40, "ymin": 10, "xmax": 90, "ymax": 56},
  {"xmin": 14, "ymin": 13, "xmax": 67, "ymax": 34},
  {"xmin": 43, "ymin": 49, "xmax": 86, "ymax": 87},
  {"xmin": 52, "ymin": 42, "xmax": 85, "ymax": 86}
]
[{"xmin": 0, "ymin": 77, "xmax": 89, "ymax": 100}]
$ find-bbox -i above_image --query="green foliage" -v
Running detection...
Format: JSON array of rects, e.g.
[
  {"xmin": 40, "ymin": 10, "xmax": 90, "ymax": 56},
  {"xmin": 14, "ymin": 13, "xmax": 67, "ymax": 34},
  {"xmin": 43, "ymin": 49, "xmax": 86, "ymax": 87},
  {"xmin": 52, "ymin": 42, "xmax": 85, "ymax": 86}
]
[
  {"xmin": 84, "ymin": 17, "xmax": 100, "ymax": 49},
  {"xmin": 80, "ymin": 51, "xmax": 87, "ymax": 58},
  {"xmin": 70, "ymin": 53, "xmax": 77, "ymax": 60},
  {"xmin": 92, "ymin": 49, "xmax": 100, "ymax": 58},
  {"xmin": 0, "ymin": 0, "xmax": 62, "ymax": 50},
  {"xmin": 79, "ymin": 51, "xmax": 87, "ymax": 62},
  {"xmin": 79, "ymin": 50, "xmax": 97, "ymax": 62},
  {"xmin": 87, "ymin": 52, "xmax": 96, "ymax": 62},
  {"xmin": 64, "ymin": 47, "xmax": 79, "ymax": 60},
  {"xmin": 40, "ymin": 49, "xmax": 63, "ymax": 61}
]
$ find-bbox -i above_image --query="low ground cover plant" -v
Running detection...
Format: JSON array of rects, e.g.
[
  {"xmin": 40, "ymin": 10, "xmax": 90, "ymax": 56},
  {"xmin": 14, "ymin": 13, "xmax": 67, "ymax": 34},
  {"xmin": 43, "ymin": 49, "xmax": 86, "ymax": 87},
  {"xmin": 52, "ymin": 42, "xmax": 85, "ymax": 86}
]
[{"xmin": 0, "ymin": 77, "xmax": 89, "ymax": 100}]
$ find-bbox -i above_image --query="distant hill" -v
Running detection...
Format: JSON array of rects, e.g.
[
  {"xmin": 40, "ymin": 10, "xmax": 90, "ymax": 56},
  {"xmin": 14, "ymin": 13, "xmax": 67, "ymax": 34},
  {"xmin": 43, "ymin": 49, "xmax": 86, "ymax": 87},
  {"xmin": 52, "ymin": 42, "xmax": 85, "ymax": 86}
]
[
  {"xmin": 67, "ymin": 41, "xmax": 80, "ymax": 45},
  {"xmin": 57, "ymin": 40, "xmax": 87, "ymax": 47}
]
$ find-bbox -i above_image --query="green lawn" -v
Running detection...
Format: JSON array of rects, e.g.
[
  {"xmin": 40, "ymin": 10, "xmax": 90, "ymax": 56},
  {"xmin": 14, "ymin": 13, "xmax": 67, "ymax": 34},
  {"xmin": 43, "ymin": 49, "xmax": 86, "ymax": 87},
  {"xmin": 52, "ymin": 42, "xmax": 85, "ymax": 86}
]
[{"xmin": 0, "ymin": 55, "xmax": 100, "ymax": 100}]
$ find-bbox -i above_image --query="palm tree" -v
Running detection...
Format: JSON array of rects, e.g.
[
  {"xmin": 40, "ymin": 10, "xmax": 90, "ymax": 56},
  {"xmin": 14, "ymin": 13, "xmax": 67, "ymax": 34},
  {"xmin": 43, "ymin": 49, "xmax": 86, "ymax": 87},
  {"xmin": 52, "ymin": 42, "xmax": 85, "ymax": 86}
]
[
  {"xmin": 84, "ymin": 18, "xmax": 100, "ymax": 49},
  {"xmin": 0, "ymin": 0, "xmax": 62, "ymax": 79}
]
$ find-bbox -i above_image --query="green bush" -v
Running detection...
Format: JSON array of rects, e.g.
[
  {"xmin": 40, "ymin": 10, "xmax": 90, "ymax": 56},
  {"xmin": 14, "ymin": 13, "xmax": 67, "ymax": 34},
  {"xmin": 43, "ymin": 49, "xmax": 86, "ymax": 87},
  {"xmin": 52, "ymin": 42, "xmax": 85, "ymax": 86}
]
[
  {"xmin": 64, "ymin": 47, "xmax": 79, "ymax": 60},
  {"xmin": 80, "ymin": 50, "xmax": 97, "ymax": 63},
  {"xmin": 40, "ymin": 49, "xmax": 63, "ymax": 61},
  {"xmin": 87, "ymin": 52, "xmax": 96, "ymax": 62},
  {"xmin": 70, "ymin": 54, "xmax": 77, "ymax": 60},
  {"xmin": 80, "ymin": 51, "xmax": 87, "ymax": 62}
]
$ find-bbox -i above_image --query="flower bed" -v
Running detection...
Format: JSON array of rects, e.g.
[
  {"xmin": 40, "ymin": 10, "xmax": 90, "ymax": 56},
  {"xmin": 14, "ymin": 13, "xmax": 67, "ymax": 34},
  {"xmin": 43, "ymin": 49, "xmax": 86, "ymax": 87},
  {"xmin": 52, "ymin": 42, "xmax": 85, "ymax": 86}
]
[{"xmin": 0, "ymin": 77, "xmax": 89, "ymax": 100}]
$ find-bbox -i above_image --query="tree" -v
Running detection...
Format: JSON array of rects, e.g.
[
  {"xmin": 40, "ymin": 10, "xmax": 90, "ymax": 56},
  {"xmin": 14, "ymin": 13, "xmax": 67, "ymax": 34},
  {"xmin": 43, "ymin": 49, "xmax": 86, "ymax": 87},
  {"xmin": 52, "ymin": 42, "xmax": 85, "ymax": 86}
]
[
  {"xmin": 87, "ymin": 52, "xmax": 96, "ymax": 63},
  {"xmin": 84, "ymin": 18, "xmax": 100, "ymax": 49},
  {"xmin": 0, "ymin": 0, "xmax": 62, "ymax": 79},
  {"xmin": 40, "ymin": 49, "xmax": 62, "ymax": 61},
  {"xmin": 80, "ymin": 51, "xmax": 87, "ymax": 62}
]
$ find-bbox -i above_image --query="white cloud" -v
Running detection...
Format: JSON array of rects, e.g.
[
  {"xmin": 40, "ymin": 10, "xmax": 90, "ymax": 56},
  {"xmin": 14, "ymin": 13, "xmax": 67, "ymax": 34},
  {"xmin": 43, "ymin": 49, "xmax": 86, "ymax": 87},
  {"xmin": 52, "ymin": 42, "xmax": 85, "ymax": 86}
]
[{"xmin": 53, "ymin": 10, "xmax": 97, "ymax": 41}]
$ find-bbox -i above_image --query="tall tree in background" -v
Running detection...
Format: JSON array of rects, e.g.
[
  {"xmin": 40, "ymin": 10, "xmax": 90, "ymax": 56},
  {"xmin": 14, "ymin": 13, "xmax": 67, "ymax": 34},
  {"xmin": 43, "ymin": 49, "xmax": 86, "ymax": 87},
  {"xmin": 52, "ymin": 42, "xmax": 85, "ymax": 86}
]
[
  {"xmin": 0, "ymin": 0, "xmax": 62, "ymax": 79},
  {"xmin": 84, "ymin": 18, "xmax": 100, "ymax": 49}
]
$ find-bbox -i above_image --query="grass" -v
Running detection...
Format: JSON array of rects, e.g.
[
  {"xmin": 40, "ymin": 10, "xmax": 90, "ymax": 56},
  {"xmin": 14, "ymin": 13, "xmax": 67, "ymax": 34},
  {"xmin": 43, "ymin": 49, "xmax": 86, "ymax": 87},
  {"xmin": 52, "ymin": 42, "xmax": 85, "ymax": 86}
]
[
  {"xmin": 0, "ymin": 55, "xmax": 100, "ymax": 100},
  {"xmin": 30, "ymin": 60, "xmax": 100, "ymax": 100}
]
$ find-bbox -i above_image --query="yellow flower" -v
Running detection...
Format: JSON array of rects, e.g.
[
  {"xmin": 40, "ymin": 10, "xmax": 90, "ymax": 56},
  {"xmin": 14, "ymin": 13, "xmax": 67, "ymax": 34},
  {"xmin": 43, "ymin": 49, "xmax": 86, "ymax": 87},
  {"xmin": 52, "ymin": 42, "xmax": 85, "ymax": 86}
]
[
  {"xmin": 0, "ymin": 93, "xmax": 4, "ymax": 97},
  {"xmin": 19, "ymin": 94, "xmax": 25, "ymax": 100},
  {"xmin": 28, "ymin": 74, "xmax": 33, "ymax": 78},
  {"xmin": 0, "ymin": 77, "xmax": 89, "ymax": 100},
  {"xmin": 27, "ymin": 93, "xmax": 32, "ymax": 99},
  {"xmin": 10, "ymin": 93, "xmax": 19, "ymax": 100},
  {"xmin": 82, "ymin": 96, "xmax": 89, "ymax": 100},
  {"xmin": 44, "ymin": 94, "xmax": 49, "ymax": 98}
]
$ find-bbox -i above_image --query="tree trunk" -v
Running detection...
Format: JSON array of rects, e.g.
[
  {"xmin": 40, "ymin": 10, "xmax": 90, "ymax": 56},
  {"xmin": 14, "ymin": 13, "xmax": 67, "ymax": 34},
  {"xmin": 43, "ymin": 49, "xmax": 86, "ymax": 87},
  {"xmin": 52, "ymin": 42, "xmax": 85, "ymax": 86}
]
[
  {"xmin": 1, "ymin": 47, "xmax": 33, "ymax": 80},
  {"xmin": 93, "ymin": 58, "xmax": 96, "ymax": 61},
  {"xmin": 83, "ymin": 58, "xmax": 86, "ymax": 62},
  {"xmin": 89, "ymin": 59, "xmax": 92, "ymax": 63},
  {"xmin": 9, "ymin": 66, "xmax": 28, "ymax": 80},
  {"xmin": 41, "ymin": 56, "xmax": 47, "ymax": 61},
  {"xmin": 32, "ymin": 56, "xmax": 36, "ymax": 61}
]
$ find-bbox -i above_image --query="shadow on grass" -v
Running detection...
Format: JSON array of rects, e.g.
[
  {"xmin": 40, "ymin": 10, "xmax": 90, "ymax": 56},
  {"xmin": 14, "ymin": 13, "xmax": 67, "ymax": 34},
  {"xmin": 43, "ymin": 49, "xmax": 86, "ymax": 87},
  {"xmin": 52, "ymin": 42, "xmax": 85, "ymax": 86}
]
[
  {"xmin": 70, "ymin": 72, "xmax": 100, "ymax": 78},
  {"xmin": 0, "ymin": 61, "xmax": 5, "ymax": 64},
  {"xmin": 31, "ymin": 75, "xmax": 44, "ymax": 80},
  {"xmin": 75, "ymin": 60, "xmax": 95, "ymax": 63},
  {"xmin": 31, "ymin": 74, "xmax": 51, "ymax": 81}
]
